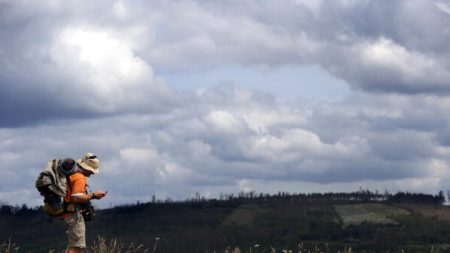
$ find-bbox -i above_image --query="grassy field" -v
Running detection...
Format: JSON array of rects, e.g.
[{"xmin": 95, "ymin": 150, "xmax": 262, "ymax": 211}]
[
  {"xmin": 398, "ymin": 204, "xmax": 450, "ymax": 221},
  {"xmin": 0, "ymin": 237, "xmax": 372, "ymax": 253},
  {"xmin": 334, "ymin": 203, "xmax": 410, "ymax": 227},
  {"xmin": 2, "ymin": 237, "xmax": 448, "ymax": 253},
  {"xmin": 2, "ymin": 198, "xmax": 450, "ymax": 253},
  {"xmin": 222, "ymin": 204, "xmax": 267, "ymax": 227}
]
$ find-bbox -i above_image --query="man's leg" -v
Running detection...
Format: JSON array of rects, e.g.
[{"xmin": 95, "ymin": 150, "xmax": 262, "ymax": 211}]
[{"xmin": 64, "ymin": 213, "xmax": 86, "ymax": 252}]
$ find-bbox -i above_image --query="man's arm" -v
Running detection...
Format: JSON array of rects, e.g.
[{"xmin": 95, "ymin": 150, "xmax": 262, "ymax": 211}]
[{"xmin": 72, "ymin": 191, "xmax": 107, "ymax": 203}]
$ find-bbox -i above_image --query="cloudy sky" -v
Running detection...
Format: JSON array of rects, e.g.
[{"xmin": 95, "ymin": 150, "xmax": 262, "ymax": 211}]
[{"xmin": 1, "ymin": 0, "xmax": 450, "ymax": 208}]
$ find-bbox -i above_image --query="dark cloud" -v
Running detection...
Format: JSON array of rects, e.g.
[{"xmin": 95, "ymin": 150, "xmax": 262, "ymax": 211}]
[
  {"xmin": 1, "ymin": 84, "xmax": 450, "ymax": 207},
  {"xmin": 1, "ymin": 0, "xmax": 450, "ymax": 128},
  {"xmin": 134, "ymin": 0, "xmax": 450, "ymax": 94}
]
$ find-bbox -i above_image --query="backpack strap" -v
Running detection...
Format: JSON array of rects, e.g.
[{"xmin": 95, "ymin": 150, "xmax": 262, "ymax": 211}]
[
  {"xmin": 85, "ymin": 184, "xmax": 91, "ymax": 194},
  {"xmin": 62, "ymin": 173, "xmax": 76, "ymax": 214},
  {"xmin": 65, "ymin": 174, "xmax": 72, "ymax": 192}
]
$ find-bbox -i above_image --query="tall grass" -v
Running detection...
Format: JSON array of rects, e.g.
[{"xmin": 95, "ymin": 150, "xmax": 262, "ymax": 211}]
[
  {"xmin": 90, "ymin": 236, "xmax": 150, "ymax": 253},
  {"xmin": 0, "ymin": 237, "xmax": 153, "ymax": 253},
  {"xmin": 223, "ymin": 243, "xmax": 354, "ymax": 253},
  {"xmin": 0, "ymin": 240, "xmax": 19, "ymax": 253},
  {"xmin": 0, "ymin": 239, "xmax": 442, "ymax": 253}
]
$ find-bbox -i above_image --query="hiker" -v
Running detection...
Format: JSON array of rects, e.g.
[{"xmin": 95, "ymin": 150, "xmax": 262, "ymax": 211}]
[{"xmin": 61, "ymin": 153, "xmax": 107, "ymax": 253}]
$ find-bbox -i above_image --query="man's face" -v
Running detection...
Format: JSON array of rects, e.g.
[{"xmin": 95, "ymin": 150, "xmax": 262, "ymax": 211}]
[{"xmin": 80, "ymin": 167, "xmax": 94, "ymax": 177}]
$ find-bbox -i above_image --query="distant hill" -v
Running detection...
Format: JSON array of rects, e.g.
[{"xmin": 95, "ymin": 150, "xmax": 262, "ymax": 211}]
[{"xmin": 1, "ymin": 191, "xmax": 450, "ymax": 253}]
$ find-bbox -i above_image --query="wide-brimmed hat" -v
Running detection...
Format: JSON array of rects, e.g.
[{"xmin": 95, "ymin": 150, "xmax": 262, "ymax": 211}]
[{"xmin": 77, "ymin": 152, "xmax": 100, "ymax": 174}]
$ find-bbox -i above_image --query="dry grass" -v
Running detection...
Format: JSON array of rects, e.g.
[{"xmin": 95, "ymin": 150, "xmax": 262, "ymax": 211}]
[
  {"xmin": 334, "ymin": 203, "xmax": 410, "ymax": 227},
  {"xmin": 0, "ymin": 237, "xmax": 155, "ymax": 253},
  {"xmin": 223, "ymin": 243, "xmax": 355, "ymax": 253},
  {"xmin": 90, "ymin": 237, "xmax": 151, "ymax": 253},
  {"xmin": 0, "ymin": 240, "xmax": 355, "ymax": 253},
  {"xmin": 0, "ymin": 238, "xmax": 443, "ymax": 253},
  {"xmin": 398, "ymin": 204, "xmax": 450, "ymax": 221},
  {"xmin": 0, "ymin": 240, "xmax": 19, "ymax": 253}
]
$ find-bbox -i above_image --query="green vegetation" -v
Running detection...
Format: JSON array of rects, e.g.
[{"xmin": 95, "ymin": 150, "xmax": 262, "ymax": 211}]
[
  {"xmin": 335, "ymin": 203, "xmax": 410, "ymax": 227},
  {"xmin": 0, "ymin": 237, "xmax": 359, "ymax": 253},
  {"xmin": 1, "ymin": 191, "xmax": 450, "ymax": 253},
  {"xmin": 222, "ymin": 204, "xmax": 267, "ymax": 227},
  {"xmin": 1, "ymin": 240, "xmax": 19, "ymax": 253}
]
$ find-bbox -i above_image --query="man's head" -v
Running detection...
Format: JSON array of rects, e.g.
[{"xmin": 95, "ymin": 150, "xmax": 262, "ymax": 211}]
[
  {"xmin": 77, "ymin": 152, "xmax": 100, "ymax": 175},
  {"xmin": 59, "ymin": 158, "xmax": 76, "ymax": 175}
]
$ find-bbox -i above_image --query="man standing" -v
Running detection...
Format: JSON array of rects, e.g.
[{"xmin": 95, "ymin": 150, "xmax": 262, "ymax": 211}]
[{"xmin": 61, "ymin": 153, "xmax": 107, "ymax": 253}]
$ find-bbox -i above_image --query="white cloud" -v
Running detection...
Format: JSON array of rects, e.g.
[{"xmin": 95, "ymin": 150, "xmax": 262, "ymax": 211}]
[
  {"xmin": 204, "ymin": 110, "xmax": 247, "ymax": 135},
  {"xmin": 353, "ymin": 38, "xmax": 450, "ymax": 92},
  {"xmin": 237, "ymin": 179, "xmax": 254, "ymax": 192},
  {"xmin": 427, "ymin": 159, "xmax": 450, "ymax": 178},
  {"xmin": 436, "ymin": 2, "xmax": 450, "ymax": 15},
  {"xmin": 48, "ymin": 26, "xmax": 171, "ymax": 113},
  {"xmin": 0, "ymin": 86, "xmax": 449, "ymax": 207},
  {"xmin": 120, "ymin": 148, "xmax": 160, "ymax": 165},
  {"xmin": 292, "ymin": 0, "xmax": 323, "ymax": 13},
  {"xmin": 113, "ymin": 1, "xmax": 128, "ymax": 18}
]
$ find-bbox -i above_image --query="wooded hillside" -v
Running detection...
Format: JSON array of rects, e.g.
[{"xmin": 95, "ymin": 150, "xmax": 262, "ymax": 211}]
[{"xmin": 1, "ymin": 190, "xmax": 449, "ymax": 253}]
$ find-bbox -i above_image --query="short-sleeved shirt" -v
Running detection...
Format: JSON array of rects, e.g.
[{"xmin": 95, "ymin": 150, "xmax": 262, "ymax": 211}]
[{"xmin": 61, "ymin": 172, "xmax": 86, "ymax": 218}]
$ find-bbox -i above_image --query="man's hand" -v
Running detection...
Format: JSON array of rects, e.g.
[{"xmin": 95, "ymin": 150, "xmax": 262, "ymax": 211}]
[{"xmin": 92, "ymin": 191, "xmax": 107, "ymax": 200}]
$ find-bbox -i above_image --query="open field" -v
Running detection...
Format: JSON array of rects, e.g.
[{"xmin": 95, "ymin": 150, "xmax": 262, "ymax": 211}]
[
  {"xmin": 334, "ymin": 203, "xmax": 410, "ymax": 227},
  {"xmin": 221, "ymin": 204, "xmax": 267, "ymax": 227},
  {"xmin": 2, "ymin": 238, "xmax": 450, "ymax": 253},
  {"xmin": 398, "ymin": 204, "xmax": 450, "ymax": 221},
  {"xmin": 2, "ymin": 193, "xmax": 450, "ymax": 253}
]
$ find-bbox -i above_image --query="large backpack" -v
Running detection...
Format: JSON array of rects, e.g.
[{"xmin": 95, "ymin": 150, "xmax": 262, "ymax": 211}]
[{"xmin": 35, "ymin": 158, "xmax": 77, "ymax": 217}]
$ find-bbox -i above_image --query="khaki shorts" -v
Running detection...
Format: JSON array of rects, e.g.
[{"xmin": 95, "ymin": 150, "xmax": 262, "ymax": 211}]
[{"xmin": 63, "ymin": 212, "xmax": 86, "ymax": 248}]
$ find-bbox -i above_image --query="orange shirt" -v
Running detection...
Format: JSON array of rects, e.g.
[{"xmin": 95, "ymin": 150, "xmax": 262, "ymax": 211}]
[{"xmin": 61, "ymin": 172, "xmax": 86, "ymax": 218}]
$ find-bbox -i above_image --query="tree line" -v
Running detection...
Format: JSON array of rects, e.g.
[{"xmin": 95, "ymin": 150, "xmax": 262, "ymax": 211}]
[
  {"xmin": 185, "ymin": 189, "xmax": 446, "ymax": 205},
  {"xmin": 0, "ymin": 189, "xmax": 446, "ymax": 216}
]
